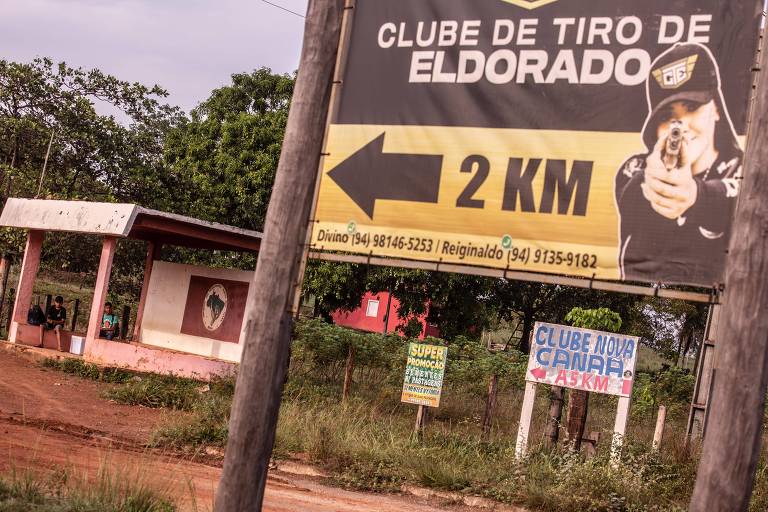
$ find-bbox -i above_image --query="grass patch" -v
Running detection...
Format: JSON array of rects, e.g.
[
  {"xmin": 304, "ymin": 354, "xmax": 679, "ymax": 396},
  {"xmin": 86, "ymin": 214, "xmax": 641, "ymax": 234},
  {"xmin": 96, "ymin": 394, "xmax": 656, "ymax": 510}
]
[
  {"xmin": 39, "ymin": 320, "xmax": 768, "ymax": 511},
  {"xmin": 0, "ymin": 468, "xmax": 175, "ymax": 512},
  {"xmin": 150, "ymin": 378, "xmax": 235, "ymax": 448},
  {"xmin": 42, "ymin": 358, "xmax": 133, "ymax": 384},
  {"xmin": 104, "ymin": 375, "xmax": 204, "ymax": 411}
]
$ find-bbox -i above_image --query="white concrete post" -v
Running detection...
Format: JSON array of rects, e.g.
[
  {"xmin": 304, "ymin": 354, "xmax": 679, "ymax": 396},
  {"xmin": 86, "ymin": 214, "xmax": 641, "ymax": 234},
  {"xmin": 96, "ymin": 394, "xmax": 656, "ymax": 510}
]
[
  {"xmin": 611, "ymin": 396, "xmax": 631, "ymax": 466},
  {"xmin": 515, "ymin": 381, "xmax": 537, "ymax": 459},
  {"xmin": 653, "ymin": 405, "xmax": 667, "ymax": 451}
]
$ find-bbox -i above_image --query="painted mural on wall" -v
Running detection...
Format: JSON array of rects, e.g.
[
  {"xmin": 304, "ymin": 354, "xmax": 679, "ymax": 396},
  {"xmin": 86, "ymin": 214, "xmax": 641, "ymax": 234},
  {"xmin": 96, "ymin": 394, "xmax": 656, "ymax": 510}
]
[{"xmin": 181, "ymin": 276, "xmax": 249, "ymax": 343}]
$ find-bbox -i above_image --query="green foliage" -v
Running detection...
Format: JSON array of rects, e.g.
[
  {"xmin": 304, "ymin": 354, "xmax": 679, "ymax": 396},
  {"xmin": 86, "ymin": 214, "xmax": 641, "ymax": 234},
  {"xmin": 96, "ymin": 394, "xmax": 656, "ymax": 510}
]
[
  {"xmin": 565, "ymin": 307, "xmax": 622, "ymax": 332},
  {"xmin": 0, "ymin": 469, "xmax": 175, "ymax": 511},
  {"xmin": 150, "ymin": 377, "xmax": 235, "ymax": 449},
  {"xmin": 104, "ymin": 375, "xmax": 204, "ymax": 410},
  {"xmin": 443, "ymin": 336, "xmax": 526, "ymax": 396},
  {"xmin": 163, "ymin": 68, "xmax": 294, "ymax": 232},
  {"xmin": 0, "ymin": 57, "xmax": 185, "ymax": 313},
  {"xmin": 41, "ymin": 319, "xmax": 768, "ymax": 511},
  {"xmin": 633, "ymin": 366, "xmax": 695, "ymax": 417},
  {"xmin": 627, "ymin": 298, "xmax": 707, "ymax": 363},
  {"xmin": 0, "ymin": 58, "xmax": 182, "ymax": 257},
  {"xmin": 41, "ymin": 358, "xmax": 133, "ymax": 384}
]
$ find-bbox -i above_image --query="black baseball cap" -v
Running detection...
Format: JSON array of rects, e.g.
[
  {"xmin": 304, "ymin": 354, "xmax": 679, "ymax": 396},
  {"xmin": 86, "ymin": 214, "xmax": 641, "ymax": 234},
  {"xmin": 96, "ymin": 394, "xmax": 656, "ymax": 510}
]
[{"xmin": 642, "ymin": 43, "xmax": 721, "ymax": 149}]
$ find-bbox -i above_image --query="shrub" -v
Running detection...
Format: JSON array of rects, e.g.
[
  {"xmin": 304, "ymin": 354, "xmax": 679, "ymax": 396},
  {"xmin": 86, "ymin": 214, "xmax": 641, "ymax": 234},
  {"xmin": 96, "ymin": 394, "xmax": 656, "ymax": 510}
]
[{"xmin": 104, "ymin": 375, "xmax": 202, "ymax": 410}]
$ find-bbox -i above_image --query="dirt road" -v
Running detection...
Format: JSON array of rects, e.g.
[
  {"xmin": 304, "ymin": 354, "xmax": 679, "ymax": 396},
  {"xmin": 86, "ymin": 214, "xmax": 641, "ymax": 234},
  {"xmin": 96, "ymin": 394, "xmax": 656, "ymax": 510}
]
[{"xmin": 0, "ymin": 348, "xmax": 500, "ymax": 511}]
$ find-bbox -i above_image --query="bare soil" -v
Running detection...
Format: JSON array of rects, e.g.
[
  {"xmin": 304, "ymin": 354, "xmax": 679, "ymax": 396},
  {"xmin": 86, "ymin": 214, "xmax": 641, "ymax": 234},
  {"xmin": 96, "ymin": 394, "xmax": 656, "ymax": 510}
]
[{"xmin": 0, "ymin": 348, "xmax": 500, "ymax": 512}]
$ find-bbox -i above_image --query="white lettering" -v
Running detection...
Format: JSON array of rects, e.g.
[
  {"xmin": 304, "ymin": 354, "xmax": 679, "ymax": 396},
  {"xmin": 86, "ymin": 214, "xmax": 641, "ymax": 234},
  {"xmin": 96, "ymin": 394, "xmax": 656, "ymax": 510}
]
[
  {"xmin": 545, "ymin": 49, "xmax": 578, "ymax": 83},
  {"xmin": 457, "ymin": 51, "xmax": 485, "ymax": 83},
  {"xmin": 493, "ymin": 19, "xmax": 515, "ymax": 45},
  {"xmin": 378, "ymin": 22, "xmax": 396, "ymax": 49},
  {"xmin": 518, "ymin": 19, "xmax": 538, "ymax": 45},
  {"xmin": 438, "ymin": 20, "xmax": 459, "ymax": 47},
  {"xmin": 588, "ymin": 17, "xmax": 612, "ymax": 45},
  {"xmin": 409, "ymin": 51, "xmax": 434, "ymax": 82},
  {"xmin": 485, "ymin": 50, "xmax": 517, "ymax": 84},
  {"xmin": 616, "ymin": 16, "xmax": 642, "ymax": 45},
  {"xmin": 553, "ymin": 17, "xmax": 575, "ymax": 45},
  {"xmin": 460, "ymin": 20, "xmax": 481, "ymax": 46},
  {"xmin": 659, "ymin": 16, "xmax": 684, "ymax": 44},
  {"xmin": 688, "ymin": 14, "xmax": 712, "ymax": 44},
  {"xmin": 516, "ymin": 50, "xmax": 548, "ymax": 83},
  {"xmin": 397, "ymin": 22, "xmax": 413, "ymax": 47},
  {"xmin": 432, "ymin": 51, "xmax": 457, "ymax": 83},
  {"xmin": 615, "ymin": 49, "xmax": 651, "ymax": 86},
  {"xmin": 581, "ymin": 49, "xmax": 614, "ymax": 84},
  {"xmin": 416, "ymin": 21, "xmax": 436, "ymax": 47}
]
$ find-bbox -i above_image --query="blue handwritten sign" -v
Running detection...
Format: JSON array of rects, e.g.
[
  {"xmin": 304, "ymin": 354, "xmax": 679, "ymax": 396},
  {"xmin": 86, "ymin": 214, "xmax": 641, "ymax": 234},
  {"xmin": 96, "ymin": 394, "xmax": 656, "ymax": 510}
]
[{"xmin": 526, "ymin": 322, "xmax": 639, "ymax": 397}]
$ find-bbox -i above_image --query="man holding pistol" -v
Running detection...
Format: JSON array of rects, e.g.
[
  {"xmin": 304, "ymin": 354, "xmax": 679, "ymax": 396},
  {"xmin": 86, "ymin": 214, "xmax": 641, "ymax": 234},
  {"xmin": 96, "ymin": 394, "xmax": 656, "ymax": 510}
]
[{"xmin": 615, "ymin": 43, "xmax": 743, "ymax": 286}]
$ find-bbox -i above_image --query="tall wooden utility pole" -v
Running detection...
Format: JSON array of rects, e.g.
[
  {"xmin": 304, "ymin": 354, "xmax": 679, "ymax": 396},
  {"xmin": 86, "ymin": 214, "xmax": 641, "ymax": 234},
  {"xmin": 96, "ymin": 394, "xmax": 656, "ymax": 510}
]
[
  {"xmin": 689, "ymin": 27, "xmax": 768, "ymax": 511},
  {"xmin": 213, "ymin": 0, "xmax": 345, "ymax": 510}
]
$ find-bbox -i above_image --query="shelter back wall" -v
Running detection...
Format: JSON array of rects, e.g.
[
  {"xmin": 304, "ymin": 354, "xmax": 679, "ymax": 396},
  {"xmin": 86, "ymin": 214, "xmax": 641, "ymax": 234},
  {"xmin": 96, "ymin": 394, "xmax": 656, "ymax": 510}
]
[{"xmin": 141, "ymin": 261, "xmax": 253, "ymax": 363}]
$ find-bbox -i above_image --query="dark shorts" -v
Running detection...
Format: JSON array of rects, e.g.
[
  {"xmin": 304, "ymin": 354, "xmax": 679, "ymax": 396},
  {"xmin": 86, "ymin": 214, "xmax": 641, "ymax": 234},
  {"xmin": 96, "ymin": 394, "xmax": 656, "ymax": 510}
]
[
  {"xmin": 99, "ymin": 329, "xmax": 115, "ymax": 341},
  {"xmin": 44, "ymin": 323, "xmax": 62, "ymax": 331}
]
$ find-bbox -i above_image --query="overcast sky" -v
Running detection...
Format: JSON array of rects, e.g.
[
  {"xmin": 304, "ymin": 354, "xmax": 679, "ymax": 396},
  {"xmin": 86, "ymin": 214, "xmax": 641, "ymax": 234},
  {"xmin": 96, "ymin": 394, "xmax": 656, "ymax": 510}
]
[{"xmin": 1, "ymin": 0, "xmax": 310, "ymax": 114}]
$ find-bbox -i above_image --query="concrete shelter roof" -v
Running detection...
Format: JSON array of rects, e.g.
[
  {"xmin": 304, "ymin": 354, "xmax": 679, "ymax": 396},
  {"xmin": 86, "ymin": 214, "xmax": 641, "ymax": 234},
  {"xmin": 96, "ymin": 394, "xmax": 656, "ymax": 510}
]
[{"xmin": 0, "ymin": 198, "xmax": 262, "ymax": 252}]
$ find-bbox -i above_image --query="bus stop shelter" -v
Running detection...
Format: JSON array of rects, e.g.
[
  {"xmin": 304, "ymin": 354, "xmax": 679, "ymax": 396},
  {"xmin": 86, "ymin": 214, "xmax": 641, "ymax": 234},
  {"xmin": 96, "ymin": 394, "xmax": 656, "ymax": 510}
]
[{"xmin": 0, "ymin": 198, "xmax": 262, "ymax": 378}]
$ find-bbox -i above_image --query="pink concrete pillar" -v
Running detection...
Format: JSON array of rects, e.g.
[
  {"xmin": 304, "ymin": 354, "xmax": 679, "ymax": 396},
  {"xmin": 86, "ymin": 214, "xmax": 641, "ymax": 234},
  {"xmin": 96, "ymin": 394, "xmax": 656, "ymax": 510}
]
[
  {"xmin": 132, "ymin": 241, "xmax": 161, "ymax": 342},
  {"xmin": 85, "ymin": 237, "xmax": 117, "ymax": 345},
  {"xmin": 9, "ymin": 230, "xmax": 44, "ymax": 343}
]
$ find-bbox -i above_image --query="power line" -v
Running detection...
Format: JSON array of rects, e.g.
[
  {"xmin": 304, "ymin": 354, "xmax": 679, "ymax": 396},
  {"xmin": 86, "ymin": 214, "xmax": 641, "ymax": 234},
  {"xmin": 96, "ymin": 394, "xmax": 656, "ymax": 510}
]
[{"xmin": 258, "ymin": 0, "xmax": 305, "ymax": 18}]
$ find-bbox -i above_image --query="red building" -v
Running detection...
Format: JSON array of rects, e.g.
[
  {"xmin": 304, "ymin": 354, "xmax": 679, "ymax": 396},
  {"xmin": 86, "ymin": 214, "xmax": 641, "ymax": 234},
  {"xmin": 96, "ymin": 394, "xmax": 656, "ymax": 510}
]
[{"xmin": 331, "ymin": 291, "xmax": 439, "ymax": 339}]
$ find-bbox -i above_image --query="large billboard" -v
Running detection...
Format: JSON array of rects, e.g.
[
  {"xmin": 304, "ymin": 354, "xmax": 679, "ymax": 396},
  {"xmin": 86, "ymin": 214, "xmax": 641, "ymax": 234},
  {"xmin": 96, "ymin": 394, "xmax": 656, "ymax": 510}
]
[{"xmin": 309, "ymin": 0, "xmax": 762, "ymax": 288}]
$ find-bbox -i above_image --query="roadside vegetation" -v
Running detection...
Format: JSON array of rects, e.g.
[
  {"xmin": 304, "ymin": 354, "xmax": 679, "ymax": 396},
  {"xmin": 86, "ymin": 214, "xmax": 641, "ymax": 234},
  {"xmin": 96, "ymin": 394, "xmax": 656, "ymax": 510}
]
[
  {"xmin": 0, "ymin": 468, "xmax": 175, "ymax": 512},
  {"xmin": 43, "ymin": 318, "xmax": 768, "ymax": 512}
]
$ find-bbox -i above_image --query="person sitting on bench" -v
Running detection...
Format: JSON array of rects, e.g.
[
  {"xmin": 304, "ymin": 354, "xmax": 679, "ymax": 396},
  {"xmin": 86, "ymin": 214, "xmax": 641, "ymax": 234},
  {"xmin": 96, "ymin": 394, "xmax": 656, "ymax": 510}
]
[
  {"xmin": 99, "ymin": 302, "xmax": 119, "ymax": 341},
  {"xmin": 39, "ymin": 296, "xmax": 66, "ymax": 351}
]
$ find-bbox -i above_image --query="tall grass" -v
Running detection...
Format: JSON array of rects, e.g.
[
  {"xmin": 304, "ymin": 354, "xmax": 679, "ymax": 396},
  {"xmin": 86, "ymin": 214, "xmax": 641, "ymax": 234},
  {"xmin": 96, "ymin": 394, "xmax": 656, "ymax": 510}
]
[
  {"xmin": 43, "ymin": 319, "xmax": 768, "ymax": 511},
  {"xmin": 0, "ymin": 467, "xmax": 176, "ymax": 512}
]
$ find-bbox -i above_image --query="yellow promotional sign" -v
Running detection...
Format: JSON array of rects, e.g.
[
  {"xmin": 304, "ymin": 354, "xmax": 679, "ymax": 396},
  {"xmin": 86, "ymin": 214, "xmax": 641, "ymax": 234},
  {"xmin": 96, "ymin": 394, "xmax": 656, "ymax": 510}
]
[
  {"xmin": 401, "ymin": 342, "xmax": 448, "ymax": 408},
  {"xmin": 310, "ymin": 0, "xmax": 761, "ymax": 288}
]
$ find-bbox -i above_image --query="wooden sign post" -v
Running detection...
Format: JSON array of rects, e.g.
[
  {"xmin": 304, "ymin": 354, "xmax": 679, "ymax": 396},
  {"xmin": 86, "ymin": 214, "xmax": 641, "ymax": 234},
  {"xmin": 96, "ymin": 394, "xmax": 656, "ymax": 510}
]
[
  {"xmin": 213, "ymin": 1, "xmax": 346, "ymax": 510},
  {"xmin": 689, "ymin": 21, "xmax": 768, "ymax": 511}
]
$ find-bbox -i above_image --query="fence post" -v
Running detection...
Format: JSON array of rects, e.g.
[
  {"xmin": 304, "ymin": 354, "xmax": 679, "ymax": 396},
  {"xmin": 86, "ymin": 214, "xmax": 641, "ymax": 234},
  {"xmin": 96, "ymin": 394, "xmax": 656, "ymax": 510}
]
[
  {"xmin": 120, "ymin": 305, "xmax": 130, "ymax": 340},
  {"xmin": 70, "ymin": 299, "xmax": 80, "ymax": 332},
  {"xmin": 481, "ymin": 374, "xmax": 499, "ymax": 442},
  {"xmin": 653, "ymin": 405, "xmax": 667, "ymax": 451},
  {"xmin": 0, "ymin": 254, "xmax": 12, "ymax": 327},
  {"xmin": 544, "ymin": 386, "xmax": 565, "ymax": 448},
  {"xmin": 342, "ymin": 344, "xmax": 355, "ymax": 401}
]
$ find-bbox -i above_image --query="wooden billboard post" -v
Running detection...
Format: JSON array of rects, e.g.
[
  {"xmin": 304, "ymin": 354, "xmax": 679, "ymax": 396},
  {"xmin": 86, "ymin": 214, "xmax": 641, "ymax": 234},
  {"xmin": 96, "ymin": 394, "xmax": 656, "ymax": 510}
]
[
  {"xmin": 213, "ymin": 1, "xmax": 345, "ymax": 510},
  {"xmin": 689, "ymin": 26, "xmax": 768, "ymax": 511}
]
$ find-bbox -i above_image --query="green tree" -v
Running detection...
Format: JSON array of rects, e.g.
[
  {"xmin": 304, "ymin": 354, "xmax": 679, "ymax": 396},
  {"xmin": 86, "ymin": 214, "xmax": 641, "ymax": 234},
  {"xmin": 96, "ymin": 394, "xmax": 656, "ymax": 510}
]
[
  {"xmin": 0, "ymin": 58, "xmax": 183, "ymax": 283},
  {"xmin": 163, "ymin": 68, "xmax": 294, "ymax": 231},
  {"xmin": 493, "ymin": 280, "xmax": 638, "ymax": 353},
  {"xmin": 0, "ymin": 57, "xmax": 181, "ymax": 205}
]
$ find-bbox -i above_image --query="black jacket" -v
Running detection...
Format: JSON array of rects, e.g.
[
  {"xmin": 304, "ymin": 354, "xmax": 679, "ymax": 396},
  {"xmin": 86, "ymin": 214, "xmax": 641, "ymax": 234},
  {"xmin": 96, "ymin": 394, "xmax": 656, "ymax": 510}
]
[{"xmin": 615, "ymin": 149, "xmax": 742, "ymax": 286}]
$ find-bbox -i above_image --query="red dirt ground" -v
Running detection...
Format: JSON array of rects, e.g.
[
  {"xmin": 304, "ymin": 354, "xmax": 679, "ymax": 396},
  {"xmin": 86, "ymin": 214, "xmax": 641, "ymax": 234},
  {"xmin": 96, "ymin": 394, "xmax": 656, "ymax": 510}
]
[{"xmin": 0, "ymin": 347, "xmax": 510, "ymax": 511}]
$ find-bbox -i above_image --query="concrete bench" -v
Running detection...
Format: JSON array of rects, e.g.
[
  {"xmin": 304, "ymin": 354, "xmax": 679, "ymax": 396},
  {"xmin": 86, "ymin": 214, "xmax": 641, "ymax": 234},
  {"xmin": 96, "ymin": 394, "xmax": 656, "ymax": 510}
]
[{"xmin": 15, "ymin": 323, "xmax": 80, "ymax": 352}]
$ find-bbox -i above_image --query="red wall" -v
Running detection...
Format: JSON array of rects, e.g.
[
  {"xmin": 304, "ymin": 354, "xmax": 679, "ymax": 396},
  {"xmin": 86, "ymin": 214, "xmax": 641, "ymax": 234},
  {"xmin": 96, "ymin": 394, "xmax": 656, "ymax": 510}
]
[{"xmin": 331, "ymin": 292, "xmax": 439, "ymax": 339}]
